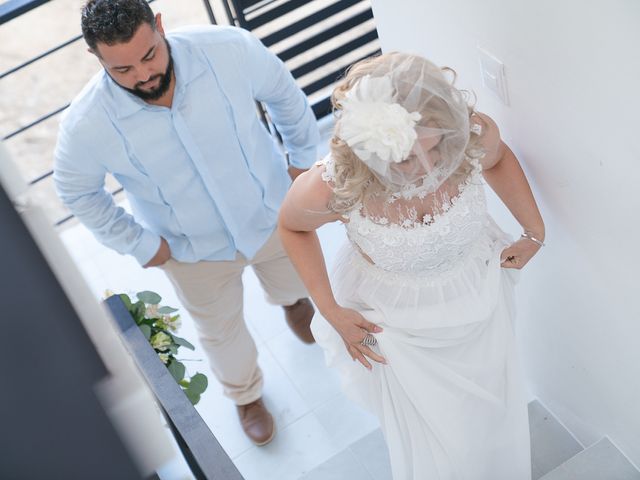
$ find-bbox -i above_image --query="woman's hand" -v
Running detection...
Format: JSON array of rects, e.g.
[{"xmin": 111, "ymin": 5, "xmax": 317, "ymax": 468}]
[
  {"xmin": 500, "ymin": 236, "xmax": 542, "ymax": 269},
  {"xmin": 324, "ymin": 305, "xmax": 386, "ymax": 370}
]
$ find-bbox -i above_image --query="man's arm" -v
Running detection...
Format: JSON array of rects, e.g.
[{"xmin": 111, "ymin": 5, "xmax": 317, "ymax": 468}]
[
  {"xmin": 287, "ymin": 165, "xmax": 307, "ymax": 181},
  {"xmin": 53, "ymin": 124, "xmax": 162, "ymax": 267},
  {"xmin": 240, "ymin": 30, "xmax": 320, "ymax": 171}
]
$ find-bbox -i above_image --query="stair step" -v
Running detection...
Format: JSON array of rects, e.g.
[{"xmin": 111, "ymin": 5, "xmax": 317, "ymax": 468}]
[
  {"xmin": 539, "ymin": 437, "xmax": 640, "ymax": 480},
  {"xmin": 529, "ymin": 400, "xmax": 584, "ymax": 479},
  {"xmin": 303, "ymin": 401, "xmax": 639, "ymax": 480}
]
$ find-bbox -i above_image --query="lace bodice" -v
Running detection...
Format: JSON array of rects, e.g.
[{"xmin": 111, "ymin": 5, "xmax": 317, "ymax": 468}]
[{"xmin": 321, "ymin": 156, "xmax": 491, "ymax": 277}]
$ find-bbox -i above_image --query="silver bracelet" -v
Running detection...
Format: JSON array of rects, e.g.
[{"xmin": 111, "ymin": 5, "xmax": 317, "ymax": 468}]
[{"xmin": 521, "ymin": 231, "xmax": 545, "ymax": 247}]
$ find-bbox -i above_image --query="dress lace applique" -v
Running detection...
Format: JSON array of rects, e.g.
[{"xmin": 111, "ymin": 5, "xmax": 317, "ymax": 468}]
[
  {"xmin": 318, "ymin": 155, "xmax": 349, "ymax": 220},
  {"xmin": 319, "ymin": 156, "xmax": 337, "ymax": 184},
  {"xmin": 319, "ymin": 154, "xmax": 490, "ymax": 278}
]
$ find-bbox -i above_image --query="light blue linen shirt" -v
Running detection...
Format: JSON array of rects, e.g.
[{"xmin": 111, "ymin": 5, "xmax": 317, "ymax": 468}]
[{"xmin": 54, "ymin": 25, "xmax": 319, "ymax": 265}]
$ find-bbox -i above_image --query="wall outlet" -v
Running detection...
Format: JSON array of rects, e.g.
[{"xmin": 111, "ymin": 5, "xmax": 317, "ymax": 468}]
[{"xmin": 478, "ymin": 47, "xmax": 509, "ymax": 105}]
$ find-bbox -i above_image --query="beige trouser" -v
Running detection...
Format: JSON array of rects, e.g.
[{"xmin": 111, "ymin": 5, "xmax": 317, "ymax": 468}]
[{"xmin": 159, "ymin": 230, "xmax": 308, "ymax": 405}]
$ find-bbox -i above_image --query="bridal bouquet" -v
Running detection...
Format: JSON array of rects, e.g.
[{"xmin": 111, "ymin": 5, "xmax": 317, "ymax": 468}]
[{"xmin": 109, "ymin": 290, "xmax": 208, "ymax": 405}]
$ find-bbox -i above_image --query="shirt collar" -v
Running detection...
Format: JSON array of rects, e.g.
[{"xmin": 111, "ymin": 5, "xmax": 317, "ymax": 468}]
[{"xmin": 106, "ymin": 34, "xmax": 208, "ymax": 119}]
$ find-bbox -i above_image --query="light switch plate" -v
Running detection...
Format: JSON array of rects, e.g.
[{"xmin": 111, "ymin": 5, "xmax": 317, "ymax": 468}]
[{"xmin": 478, "ymin": 47, "xmax": 509, "ymax": 105}]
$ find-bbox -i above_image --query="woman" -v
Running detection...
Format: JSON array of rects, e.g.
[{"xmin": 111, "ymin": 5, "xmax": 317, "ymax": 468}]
[{"xmin": 278, "ymin": 52, "xmax": 544, "ymax": 479}]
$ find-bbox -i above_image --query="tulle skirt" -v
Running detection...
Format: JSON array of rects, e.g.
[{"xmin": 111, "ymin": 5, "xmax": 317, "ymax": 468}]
[{"xmin": 311, "ymin": 224, "xmax": 531, "ymax": 480}]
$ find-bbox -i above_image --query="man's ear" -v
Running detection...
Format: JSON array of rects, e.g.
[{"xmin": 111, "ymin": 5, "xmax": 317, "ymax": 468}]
[
  {"xmin": 155, "ymin": 13, "xmax": 165, "ymax": 36},
  {"xmin": 87, "ymin": 47, "xmax": 106, "ymax": 69},
  {"xmin": 87, "ymin": 46, "xmax": 101, "ymax": 58}
]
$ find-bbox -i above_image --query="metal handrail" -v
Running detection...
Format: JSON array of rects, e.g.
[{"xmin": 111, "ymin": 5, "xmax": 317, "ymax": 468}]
[
  {"xmin": 3, "ymin": 104, "xmax": 69, "ymax": 142},
  {"xmin": 0, "ymin": 35, "xmax": 82, "ymax": 80},
  {"xmin": 0, "ymin": 0, "xmax": 49, "ymax": 25},
  {"xmin": 106, "ymin": 295, "xmax": 244, "ymax": 480}
]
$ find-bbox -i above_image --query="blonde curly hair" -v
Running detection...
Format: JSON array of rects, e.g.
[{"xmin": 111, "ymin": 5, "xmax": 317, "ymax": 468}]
[{"xmin": 328, "ymin": 52, "xmax": 485, "ymax": 214}]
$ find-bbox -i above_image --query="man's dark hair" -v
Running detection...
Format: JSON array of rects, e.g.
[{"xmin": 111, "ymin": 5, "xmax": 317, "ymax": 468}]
[{"xmin": 81, "ymin": 0, "xmax": 156, "ymax": 51}]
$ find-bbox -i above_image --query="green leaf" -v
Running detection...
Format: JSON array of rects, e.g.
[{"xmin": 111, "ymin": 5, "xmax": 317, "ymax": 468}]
[
  {"xmin": 132, "ymin": 300, "xmax": 146, "ymax": 323},
  {"xmin": 171, "ymin": 334, "xmax": 195, "ymax": 350},
  {"xmin": 184, "ymin": 389, "xmax": 201, "ymax": 405},
  {"xmin": 137, "ymin": 290, "xmax": 162, "ymax": 305},
  {"xmin": 139, "ymin": 324, "xmax": 152, "ymax": 340},
  {"xmin": 119, "ymin": 293, "xmax": 132, "ymax": 310},
  {"xmin": 178, "ymin": 379, "xmax": 190, "ymax": 388},
  {"xmin": 167, "ymin": 360, "xmax": 186, "ymax": 383},
  {"xmin": 186, "ymin": 373, "xmax": 208, "ymax": 395},
  {"xmin": 168, "ymin": 344, "xmax": 178, "ymax": 356},
  {"xmin": 158, "ymin": 306, "xmax": 178, "ymax": 314}
]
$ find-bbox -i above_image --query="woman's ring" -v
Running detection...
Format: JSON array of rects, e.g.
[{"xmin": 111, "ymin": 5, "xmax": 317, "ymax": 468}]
[{"xmin": 361, "ymin": 334, "xmax": 377, "ymax": 346}]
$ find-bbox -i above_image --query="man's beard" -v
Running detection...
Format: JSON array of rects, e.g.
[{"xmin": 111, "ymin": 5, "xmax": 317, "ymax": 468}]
[{"xmin": 112, "ymin": 39, "xmax": 174, "ymax": 101}]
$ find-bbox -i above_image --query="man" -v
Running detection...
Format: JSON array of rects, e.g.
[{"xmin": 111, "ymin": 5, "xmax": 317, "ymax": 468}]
[{"xmin": 54, "ymin": 0, "xmax": 320, "ymax": 446}]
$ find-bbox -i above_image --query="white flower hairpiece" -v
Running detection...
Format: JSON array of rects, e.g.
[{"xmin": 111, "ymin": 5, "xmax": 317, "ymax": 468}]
[{"xmin": 338, "ymin": 75, "xmax": 421, "ymax": 176}]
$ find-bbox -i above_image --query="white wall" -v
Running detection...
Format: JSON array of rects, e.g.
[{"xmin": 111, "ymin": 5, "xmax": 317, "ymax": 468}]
[{"xmin": 370, "ymin": 0, "xmax": 640, "ymax": 466}]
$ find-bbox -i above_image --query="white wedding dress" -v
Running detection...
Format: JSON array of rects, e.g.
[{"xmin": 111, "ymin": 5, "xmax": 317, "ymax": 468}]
[{"xmin": 311, "ymin": 155, "xmax": 531, "ymax": 480}]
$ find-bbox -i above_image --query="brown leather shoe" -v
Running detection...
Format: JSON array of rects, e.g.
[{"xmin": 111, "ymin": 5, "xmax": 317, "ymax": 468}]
[
  {"xmin": 236, "ymin": 398, "xmax": 275, "ymax": 446},
  {"xmin": 283, "ymin": 298, "xmax": 315, "ymax": 344}
]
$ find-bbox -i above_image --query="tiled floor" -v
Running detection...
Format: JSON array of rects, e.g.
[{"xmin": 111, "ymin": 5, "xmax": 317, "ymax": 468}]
[
  {"xmin": 59, "ymin": 212, "xmax": 389, "ymax": 480},
  {"xmin": 57, "ymin": 116, "xmax": 392, "ymax": 480}
]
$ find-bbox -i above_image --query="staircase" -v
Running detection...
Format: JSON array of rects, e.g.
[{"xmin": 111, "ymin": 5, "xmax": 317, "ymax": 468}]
[
  {"xmin": 530, "ymin": 400, "xmax": 640, "ymax": 480},
  {"xmin": 302, "ymin": 399, "xmax": 640, "ymax": 479}
]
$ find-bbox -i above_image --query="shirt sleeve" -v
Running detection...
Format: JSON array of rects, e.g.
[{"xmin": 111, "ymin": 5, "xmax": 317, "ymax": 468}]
[
  {"xmin": 53, "ymin": 119, "xmax": 161, "ymax": 266},
  {"xmin": 239, "ymin": 29, "xmax": 320, "ymax": 169}
]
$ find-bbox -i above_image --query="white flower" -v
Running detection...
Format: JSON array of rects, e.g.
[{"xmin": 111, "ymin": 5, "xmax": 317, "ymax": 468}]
[
  {"xmin": 339, "ymin": 75, "xmax": 421, "ymax": 175},
  {"xmin": 158, "ymin": 353, "xmax": 170, "ymax": 364},
  {"xmin": 145, "ymin": 304, "xmax": 159, "ymax": 318},
  {"xmin": 163, "ymin": 314, "xmax": 182, "ymax": 332},
  {"xmin": 150, "ymin": 332, "xmax": 172, "ymax": 351}
]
